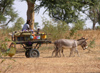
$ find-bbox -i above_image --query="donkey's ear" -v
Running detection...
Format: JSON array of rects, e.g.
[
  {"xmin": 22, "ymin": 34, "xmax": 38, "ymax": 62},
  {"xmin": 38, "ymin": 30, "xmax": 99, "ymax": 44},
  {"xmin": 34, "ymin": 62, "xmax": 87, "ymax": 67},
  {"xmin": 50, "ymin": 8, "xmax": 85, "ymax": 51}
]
[
  {"xmin": 81, "ymin": 37, "xmax": 85, "ymax": 39},
  {"xmin": 85, "ymin": 38, "xmax": 88, "ymax": 40},
  {"xmin": 81, "ymin": 37, "xmax": 84, "ymax": 38}
]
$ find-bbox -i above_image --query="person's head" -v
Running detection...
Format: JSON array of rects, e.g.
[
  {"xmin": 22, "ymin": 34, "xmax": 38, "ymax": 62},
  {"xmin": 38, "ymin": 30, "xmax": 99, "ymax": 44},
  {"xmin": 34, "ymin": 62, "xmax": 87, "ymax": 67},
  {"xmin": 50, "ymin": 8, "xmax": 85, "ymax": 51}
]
[
  {"xmin": 26, "ymin": 19, "xmax": 31, "ymax": 24},
  {"xmin": 37, "ymin": 28, "xmax": 40, "ymax": 31}
]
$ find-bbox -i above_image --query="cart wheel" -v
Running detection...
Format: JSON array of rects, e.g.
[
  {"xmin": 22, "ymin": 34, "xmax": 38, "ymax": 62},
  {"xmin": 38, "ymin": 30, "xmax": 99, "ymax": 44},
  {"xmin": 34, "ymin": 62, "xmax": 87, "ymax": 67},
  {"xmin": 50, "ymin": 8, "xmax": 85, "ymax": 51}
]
[
  {"xmin": 29, "ymin": 49, "xmax": 40, "ymax": 57},
  {"xmin": 25, "ymin": 50, "xmax": 30, "ymax": 58}
]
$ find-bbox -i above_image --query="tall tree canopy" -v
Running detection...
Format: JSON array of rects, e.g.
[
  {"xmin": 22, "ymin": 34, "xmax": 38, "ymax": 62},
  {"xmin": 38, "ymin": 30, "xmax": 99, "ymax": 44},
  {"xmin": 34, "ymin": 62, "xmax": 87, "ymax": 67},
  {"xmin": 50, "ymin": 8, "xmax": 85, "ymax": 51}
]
[
  {"xmin": 1, "ymin": 0, "xmax": 100, "ymax": 30},
  {"xmin": 36, "ymin": 0, "xmax": 83, "ymax": 23},
  {"xmin": 0, "ymin": 0, "xmax": 18, "ymax": 27},
  {"xmin": 81, "ymin": 0, "xmax": 100, "ymax": 29},
  {"xmin": 21, "ymin": 0, "xmax": 97, "ymax": 30}
]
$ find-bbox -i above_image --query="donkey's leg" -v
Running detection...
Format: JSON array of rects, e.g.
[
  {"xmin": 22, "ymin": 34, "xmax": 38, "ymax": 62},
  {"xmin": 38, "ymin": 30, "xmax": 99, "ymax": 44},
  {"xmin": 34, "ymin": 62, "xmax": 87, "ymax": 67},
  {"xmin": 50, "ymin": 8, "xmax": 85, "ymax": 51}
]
[
  {"xmin": 61, "ymin": 48, "xmax": 64, "ymax": 57},
  {"xmin": 55, "ymin": 49, "xmax": 60, "ymax": 57},
  {"xmin": 52, "ymin": 48, "xmax": 56, "ymax": 57},
  {"xmin": 59, "ymin": 46, "xmax": 64, "ymax": 57},
  {"xmin": 69, "ymin": 48, "xmax": 74, "ymax": 57},
  {"xmin": 55, "ymin": 47, "xmax": 61, "ymax": 57},
  {"xmin": 56, "ymin": 45, "xmax": 62, "ymax": 57},
  {"xmin": 52, "ymin": 46, "xmax": 55, "ymax": 57},
  {"xmin": 55, "ymin": 51, "xmax": 58, "ymax": 57},
  {"xmin": 58, "ymin": 49, "xmax": 61, "ymax": 57},
  {"xmin": 55, "ymin": 46, "xmax": 60, "ymax": 57},
  {"xmin": 75, "ymin": 48, "xmax": 80, "ymax": 57},
  {"xmin": 59, "ymin": 47, "xmax": 62, "ymax": 57},
  {"xmin": 52, "ymin": 45, "xmax": 59, "ymax": 57},
  {"xmin": 52, "ymin": 46, "xmax": 58, "ymax": 57},
  {"xmin": 72, "ymin": 48, "xmax": 77, "ymax": 57},
  {"xmin": 55, "ymin": 47, "xmax": 63, "ymax": 57}
]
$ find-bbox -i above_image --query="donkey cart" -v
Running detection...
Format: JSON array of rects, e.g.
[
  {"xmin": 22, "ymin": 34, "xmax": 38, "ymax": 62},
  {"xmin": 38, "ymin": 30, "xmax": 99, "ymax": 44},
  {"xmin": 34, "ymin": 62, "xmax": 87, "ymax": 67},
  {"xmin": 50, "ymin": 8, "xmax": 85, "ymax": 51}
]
[{"xmin": 9, "ymin": 31, "xmax": 51, "ymax": 58}]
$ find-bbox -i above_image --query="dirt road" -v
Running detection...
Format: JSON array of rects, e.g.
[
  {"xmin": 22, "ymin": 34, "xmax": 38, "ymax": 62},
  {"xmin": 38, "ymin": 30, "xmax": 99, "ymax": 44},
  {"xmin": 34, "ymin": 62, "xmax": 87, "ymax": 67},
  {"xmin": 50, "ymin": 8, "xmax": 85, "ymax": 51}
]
[
  {"xmin": 0, "ymin": 45, "xmax": 100, "ymax": 73},
  {"xmin": 0, "ymin": 30, "xmax": 100, "ymax": 73}
]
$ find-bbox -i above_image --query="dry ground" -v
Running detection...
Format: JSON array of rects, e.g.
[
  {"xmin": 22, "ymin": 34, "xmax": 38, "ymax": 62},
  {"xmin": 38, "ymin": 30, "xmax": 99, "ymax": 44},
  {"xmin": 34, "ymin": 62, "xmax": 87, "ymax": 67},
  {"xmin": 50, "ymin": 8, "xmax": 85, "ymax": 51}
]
[{"xmin": 0, "ymin": 30, "xmax": 100, "ymax": 73}]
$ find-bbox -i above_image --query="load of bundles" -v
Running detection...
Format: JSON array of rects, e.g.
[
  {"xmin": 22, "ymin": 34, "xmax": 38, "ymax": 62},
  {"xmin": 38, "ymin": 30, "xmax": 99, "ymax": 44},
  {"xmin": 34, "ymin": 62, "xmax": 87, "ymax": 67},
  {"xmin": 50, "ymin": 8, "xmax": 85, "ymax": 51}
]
[{"xmin": 13, "ymin": 31, "xmax": 47, "ymax": 41}]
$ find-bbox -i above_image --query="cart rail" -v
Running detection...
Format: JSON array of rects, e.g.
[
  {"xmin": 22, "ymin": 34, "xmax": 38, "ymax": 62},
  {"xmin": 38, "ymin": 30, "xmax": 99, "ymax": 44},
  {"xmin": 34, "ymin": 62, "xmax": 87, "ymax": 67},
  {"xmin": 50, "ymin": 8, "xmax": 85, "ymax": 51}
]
[{"xmin": 14, "ymin": 40, "xmax": 52, "ymax": 44}]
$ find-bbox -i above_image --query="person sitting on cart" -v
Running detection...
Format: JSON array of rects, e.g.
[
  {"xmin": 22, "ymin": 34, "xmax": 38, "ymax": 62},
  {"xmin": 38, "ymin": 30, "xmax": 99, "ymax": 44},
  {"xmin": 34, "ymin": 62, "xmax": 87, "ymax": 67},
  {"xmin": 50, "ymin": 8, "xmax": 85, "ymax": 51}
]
[
  {"xmin": 22, "ymin": 19, "xmax": 31, "ymax": 31},
  {"xmin": 37, "ymin": 28, "xmax": 40, "ymax": 34}
]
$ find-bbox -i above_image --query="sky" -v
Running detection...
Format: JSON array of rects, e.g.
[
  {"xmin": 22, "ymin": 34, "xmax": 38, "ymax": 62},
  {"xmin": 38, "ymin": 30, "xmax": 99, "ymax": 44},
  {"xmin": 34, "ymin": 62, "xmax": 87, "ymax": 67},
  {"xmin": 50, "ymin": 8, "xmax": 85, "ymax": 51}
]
[
  {"xmin": 13, "ymin": 0, "xmax": 50, "ymax": 29},
  {"xmin": 13, "ymin": 0, "xmax": 99, "ymax": 29}
]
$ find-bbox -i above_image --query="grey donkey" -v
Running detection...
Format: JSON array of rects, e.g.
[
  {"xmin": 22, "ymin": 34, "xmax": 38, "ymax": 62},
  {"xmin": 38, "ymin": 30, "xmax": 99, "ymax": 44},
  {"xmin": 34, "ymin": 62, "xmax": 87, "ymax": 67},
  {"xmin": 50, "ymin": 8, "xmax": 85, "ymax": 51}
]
[{"xmin": 52, "ymin": 37, "xmax": 88, "ymax": 57}]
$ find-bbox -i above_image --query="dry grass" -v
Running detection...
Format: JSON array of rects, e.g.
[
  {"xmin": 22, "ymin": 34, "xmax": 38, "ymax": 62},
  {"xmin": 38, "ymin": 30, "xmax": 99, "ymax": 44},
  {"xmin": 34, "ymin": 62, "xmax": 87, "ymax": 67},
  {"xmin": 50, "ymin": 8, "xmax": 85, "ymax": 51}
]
[{"xmin": 0, "ymin": 30, "xmax": 100, "ymax": 73}]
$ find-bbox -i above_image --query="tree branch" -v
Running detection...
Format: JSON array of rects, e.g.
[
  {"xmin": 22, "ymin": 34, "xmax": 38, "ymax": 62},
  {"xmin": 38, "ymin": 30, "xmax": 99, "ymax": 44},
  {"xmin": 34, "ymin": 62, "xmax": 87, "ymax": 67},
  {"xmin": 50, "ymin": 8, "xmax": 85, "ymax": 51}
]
[{"xmin": 0, "ymin": 19, "xmax": 12, "ymax": 27}]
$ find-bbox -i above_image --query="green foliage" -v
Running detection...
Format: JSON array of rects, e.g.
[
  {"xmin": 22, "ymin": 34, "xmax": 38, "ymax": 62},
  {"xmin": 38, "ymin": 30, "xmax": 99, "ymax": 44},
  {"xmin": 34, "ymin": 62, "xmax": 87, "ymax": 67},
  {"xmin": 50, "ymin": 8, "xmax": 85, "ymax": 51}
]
[
  {"xmin": 70, "ymin": 28, "xmax": 77, "ymax": 37},
  {"xmin": 70, "ymin": 20, "xmax": 86, "ymax": 37},
  {"xmin": 42, "ymin": 17, "xmax": 69, "ymax": 40},
  {"xmin": 8, "ymin": 17, "xmax": 25, "ymax": 32},
  {"xmin": 34, "ymin": 22, "xmax": 39, "ymax": 30},
  {"xmin": 88, "ymin": 39, "xmax": 95, "ymax": 48},
  {"xmin": 21, "ymin": 0, "xmax": 100, "ymax": 30},
  {"xmin": 0, "ymin": 0, "xmax": 18, "ymax": 27},
  {"xmin": 0, "ymin": 37, "xmax": 11, "ymax": 57},
  {"xmin": 72, "ymin": 20, "xmax": 86, "ymax": 30},
  {"xmin": 96, "ymin": 26, "xmax": 100, "ymax": 30},
  {"xmin": 35, "ymin": 0, "xmax": 94, "ymax": 23},
  {"xmin": 13, "ymin": 17, "xmax": 25, "ymax": 31},
  {"xmin": 81, "ymin": 0, "xmax": 100, "ymax": 29}
]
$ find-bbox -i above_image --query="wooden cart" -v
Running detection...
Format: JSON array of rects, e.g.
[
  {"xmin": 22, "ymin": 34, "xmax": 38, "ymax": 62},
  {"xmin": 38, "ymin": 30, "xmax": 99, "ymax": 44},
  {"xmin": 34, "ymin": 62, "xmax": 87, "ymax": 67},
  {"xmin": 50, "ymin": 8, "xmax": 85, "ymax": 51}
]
[{"xmin": 10, "ymin": 31, "xmax": 51, "ymax": 58}]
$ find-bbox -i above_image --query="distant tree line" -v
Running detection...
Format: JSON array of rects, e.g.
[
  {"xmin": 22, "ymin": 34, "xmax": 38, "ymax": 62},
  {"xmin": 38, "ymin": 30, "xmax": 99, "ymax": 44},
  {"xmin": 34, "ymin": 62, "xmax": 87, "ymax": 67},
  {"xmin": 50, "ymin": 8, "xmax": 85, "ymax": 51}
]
[{"xmin": 0, "ymin": 0, "xmax": 100, "ymax": 30}]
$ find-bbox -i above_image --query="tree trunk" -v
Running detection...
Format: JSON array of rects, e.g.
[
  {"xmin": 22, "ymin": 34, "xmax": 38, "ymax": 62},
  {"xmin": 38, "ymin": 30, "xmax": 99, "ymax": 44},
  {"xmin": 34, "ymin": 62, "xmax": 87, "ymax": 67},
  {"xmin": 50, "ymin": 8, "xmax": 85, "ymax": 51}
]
[
  {"xmin": 27, "ymin": 1, "xmax": 35, "ymax": 30},
  {"xmin": 92, "ymin": 22, "xmax": 96, "ymax": 30}
]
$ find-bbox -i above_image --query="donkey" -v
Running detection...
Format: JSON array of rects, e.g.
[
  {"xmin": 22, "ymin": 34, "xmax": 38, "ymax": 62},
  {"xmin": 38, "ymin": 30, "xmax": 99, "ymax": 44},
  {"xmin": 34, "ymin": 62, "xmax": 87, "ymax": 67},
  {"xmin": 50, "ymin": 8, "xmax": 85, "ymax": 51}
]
[{"xmin": 52, "ymin": 37, "xmax": 88, "ymax": 57}]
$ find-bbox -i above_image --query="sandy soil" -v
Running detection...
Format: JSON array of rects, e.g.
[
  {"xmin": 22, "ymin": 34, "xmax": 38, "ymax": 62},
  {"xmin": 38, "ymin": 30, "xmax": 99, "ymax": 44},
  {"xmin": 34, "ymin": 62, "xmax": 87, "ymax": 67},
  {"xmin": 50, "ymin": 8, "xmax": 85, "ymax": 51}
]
[
  {"xmin": 0, "ymin": 44, "xmax": 100, "ymax": 73},
  {"xmin": 0, "ymin": 30, "xmax": 100, "ymax": 73}
]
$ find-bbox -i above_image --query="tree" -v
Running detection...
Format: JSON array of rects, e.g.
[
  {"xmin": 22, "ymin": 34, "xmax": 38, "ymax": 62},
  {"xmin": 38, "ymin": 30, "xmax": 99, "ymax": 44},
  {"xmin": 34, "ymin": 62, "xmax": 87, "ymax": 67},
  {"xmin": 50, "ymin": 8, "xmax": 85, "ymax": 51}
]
[
  {"xmin": 81, "ymin": 0, "xmax": 100, "ymax": 30},
  {"xmin": 21, "ymin": 0, "xmax": 94, "ymax": 30},
  {"xmin": 36, "ymin": 0, "xmax": 80, "ymax": 23},
  {"xmin": 19, "ymin": 0, "xmax": 86, "ymax": 29},
  {"xmin": 20, "ymin": 0, "xmax": 36, "ymax": 30},
  {"xmin": 42, "ymin": 17, "xmax": 69, "ymax": 40},
  {"xmin": 72, "ymin": 20, "xmax": 86, "ymax": 30},
  {"xmin": 88, "ymin": 6, "xmax": 98, "ymax": 30},
  {"xmin": 34, "ymin": 22, "xmax": 39, "ymax": 30},
  {"xmin": 26, "ymin": 0, "xmax": 36, "ymax": 30},
  {"xmin": 13, "ymin": 17, "xmax": 25, "ymax": 31},
  {"xmin": 35, "ymin": 0, "xmax": 93, "ymax": 23},
  {"xmin": 0, "ymin": 0, "xmax": 18, "ymax": 28}
]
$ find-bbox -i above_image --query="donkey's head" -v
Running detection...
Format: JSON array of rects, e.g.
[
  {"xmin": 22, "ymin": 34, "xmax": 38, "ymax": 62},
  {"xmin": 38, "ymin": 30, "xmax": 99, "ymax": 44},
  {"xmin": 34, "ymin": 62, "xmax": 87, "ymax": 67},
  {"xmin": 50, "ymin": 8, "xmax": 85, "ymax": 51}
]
[
  {"xmin": 81, "ymin": 41, "xmax": 88, "ymax": 50},
  {"xmin": 77, "ymin": 37, "xmax": 88, "ymax": 50}
]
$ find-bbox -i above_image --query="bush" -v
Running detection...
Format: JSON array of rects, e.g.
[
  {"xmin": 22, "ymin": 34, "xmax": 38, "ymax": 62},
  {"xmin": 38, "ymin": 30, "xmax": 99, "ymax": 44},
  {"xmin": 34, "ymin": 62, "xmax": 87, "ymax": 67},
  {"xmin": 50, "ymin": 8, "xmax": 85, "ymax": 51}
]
[
  {"xmin": 42, "ymin": 17, "xmax": 69, "ymax": 40},
  {"xmin": 88, "ymin": 39, "xmax": 95, "ymax": 48},
  {"xmin": 70, "ymin": 28, "xmax": 77, "ymax": 37},
  {"xmin": 96, "ymin": 26, "xmax": 100, "ymax": 30},
  {"xmin": 0, "ymin": 37, "xmax": 11, "ymax": 57},
  {"xmin": 69, "ymin": 20, "xmax": 86, "ymax": 37},
  {"xmin": 72, "ymin": 20, "xmax": 86, "ymax": 30}
]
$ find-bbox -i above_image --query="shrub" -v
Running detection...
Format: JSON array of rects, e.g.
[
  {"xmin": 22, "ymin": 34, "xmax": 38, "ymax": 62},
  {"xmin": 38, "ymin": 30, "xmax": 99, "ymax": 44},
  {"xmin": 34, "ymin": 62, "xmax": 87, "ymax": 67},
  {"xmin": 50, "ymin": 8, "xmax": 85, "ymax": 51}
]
[
  {"xmin": 72, "ymin": 20, "xmax": 86, "ymax": 30},
  {"xmin": 42, "ymin": 17, "xmax": 69, "ymax": 40},
  {"xmin": 0, "ymin": 37, "xmax": 11, "ymax": 57},
  {"xmin": 70, "ymin": 28, "xmax": 77, "ymax": 37},
  {"xmin": 88, "ymin": 39, "xmax": 95, "ymax": 48},
  {"xmin": 96, "ymin": 26, "xmax": 100, "ymax": 30},
  {"xmin": 69, "ymin": 20, "xmax": 86, "ymax": 37}
]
